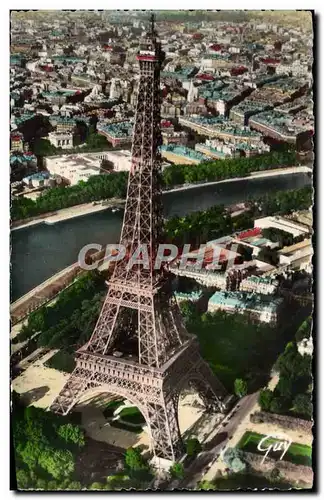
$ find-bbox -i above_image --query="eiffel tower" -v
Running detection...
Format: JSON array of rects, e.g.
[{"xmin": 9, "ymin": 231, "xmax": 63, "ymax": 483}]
[{"xmin": 49, "ymin": 15, "xmax": 228, "ymax": 462}]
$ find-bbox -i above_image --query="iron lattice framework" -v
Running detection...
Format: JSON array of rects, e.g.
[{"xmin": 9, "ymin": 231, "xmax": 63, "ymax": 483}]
[{"xmin": 50, "ymin": 16, "xmax": 228, "ymax": 461}]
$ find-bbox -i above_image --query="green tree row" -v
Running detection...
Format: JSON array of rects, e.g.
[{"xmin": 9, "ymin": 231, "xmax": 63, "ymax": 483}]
[
  {"xmin": 11, "ymin": 150, "xmax": 297, "ymax": 221},
  {"xmin": 12, "ymin": 272, "xmax": 106, "ymax": 356},
  {"xmin": 13, "ymin": 391, "xmax": 153, "ymax": 490},
  {"xmin": 12, "ymin": 171, "xmax": 128, "ymax": 220},
  {"xmin": 13, "ymin": 393, "xmax": 86, "ymax": 490},
  {"xmin": 162, "ymin": 150, "xmax": 296, "ymax": 187},
  {"xmin": 258, "ymin": 340, "xmax": 312, "ymax": 419}
]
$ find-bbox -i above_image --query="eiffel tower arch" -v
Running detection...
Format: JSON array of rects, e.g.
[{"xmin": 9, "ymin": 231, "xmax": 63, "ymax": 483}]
[{"xmin": 49, "ymin": 15, "xmax": 229, "ymax": 463}]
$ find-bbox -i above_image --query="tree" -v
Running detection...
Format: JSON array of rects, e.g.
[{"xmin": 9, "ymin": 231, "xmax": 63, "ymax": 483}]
[
  {"xmin": 295, "ymin": 317, "xmax": 312, "ymax": 343},
  {"xmin": 231, "ymin": 457, "xmax": 247, "ymax": 473},
  {"xmin": 65, "ymin": 481, "xmax": 82, "ymax": 490},
  {"xmin": 47, "ymin": 480, "xmax": 60, "ymax": 490},
  {"xmin": 258, "ymin": 389, "xmax": 273, "ymax": 411},
  {"xmin": 197, "ymin": 480, "xmax": 216, "ymax": 490},
  {"xmin": 258, "ymin": 247, "xmax": 279, "ymax": 266},
  {"xmin": 107, "ymin": 474, "xmax": 132, "ymax": 490},
  {"xmin": 237, "ymin": 244, "xmax": 253, "ymax": 262},
  {"xmin": 35, "ymin": 479, "xmax": 47, "ymax": 490},
  {"xmin": 88, "ymin": 482, "xmax": 107, "ymax": 490},
  {"xmin": 223, "ymin": 448, "xmax": 246, "ymax": 473},
  {"xmin": 292, "ymin": 394, "xmax": 312, "ymax": 419},
  {"xmin": 262, "ymin": 228, "xmax": 294, "ymax": 247},
  {"xmin": 18, "ymin": 440, "xmax": 44, "ymax": 471},
  {"xmin": 234, "ymin": 378, "xmax": 248, "ymax": 398},
  {"xmin": 32, "ymin": 138, "xmax": 58, "ymax": 157},
  {"xmin": 16, "ymin": 469, "xmax": 32, "ymax": 490},
  {"xmin": 186, "ymin": 437, "xmax": 202, "ymax": 457},
  {"xmin": 56, "ymin": 423, "xmax": 85, "ymax": 447},
  {"xmin": 275, "ymin": 376, "xmax": 294, "ymax": 401},
  {"xmin": 269, "ymin": 397, "xmax": 286, "ymax": 414},
  {"xmin": 38, "ymin": 449, "xmax": 75, "ymax": 480},
  {"xmin": 169, "ymin": 462, "xmax": 185, "ymax": 479},
  {"xmin": 179, "ymin": 300, "xmax": 198, "ymax": 324},
  {"xmin": 124, "ymin": 447, "xmax": 148, "ymax": 472}
]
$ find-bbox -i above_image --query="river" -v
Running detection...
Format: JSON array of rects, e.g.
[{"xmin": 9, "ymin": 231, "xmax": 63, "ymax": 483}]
[{"xmin": 11, "ymin": 172, "xmax": 311, "ymax": 301}]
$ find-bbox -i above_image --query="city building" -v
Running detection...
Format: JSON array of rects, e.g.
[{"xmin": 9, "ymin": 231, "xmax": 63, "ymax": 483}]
[
  {"xmin": 45, "ymin": 152, "xmax": 107, "ymax": 185},
  {"xmin": 239, "ymin": 275, "xmax": 279, "ymax": 295},
  {"xmin": 162, "ymin": 130, "xmax": 188, "ymax": 146},
  {"xmin": 40, "ymin": 89, "xmax": 78, "ymax": 105},
  {"xmin": 48, "ymin": 131, "xmax": 74, "ymax": 149},
  {"xmin": 249, "ymin": 110, "xmax": 314, "ymax": 147},
  {"xmin": 232, "ymin": 227, "xmax": 279, "ymax": 258},
  {"xmin": 100, "ymin": 149, "xmax": 132, "ymax": 171},
  {"xmin": 97, "ymin": 120, "xmax": 133, "ymax": 147},
  {"xmin": 254, "ymin": 216, "xmax": 310, "ymax": 238},
  {"xmin": 179, "ymin": 116, "xmax": 263, "ymax": 144},
  {"xmin": 208, "ymin": 290, "xmax": 284, "ymax": 323},
  {"xmin": 49, "ymin": 115, "xmax": 76, "ymax": 133},
  {"xmin": 22, "ymin": 171, "xmax": 53, "ymax": 188},
  {"xmin": 160, "ymin": 144, "xmax": 209, "ymax": 165},
  {"xmin": 10, "ymin": 132, "xmax": 24, "ymax": 152},
  {"xmin": 195, "ymin": 138, "xmax": 270, "ymax": 159},
  {"xmin": 277, "ymin": 239, "xmax": 313, "ymax": 270},
  {"xmin": 10, "ymin": 151, "xmax": 37, "ymax": 170}
]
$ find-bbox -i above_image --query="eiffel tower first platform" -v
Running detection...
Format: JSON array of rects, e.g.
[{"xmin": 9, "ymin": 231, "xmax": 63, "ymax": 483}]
[{"xmin": 49, "ymin": 15, "xmax": 228, "ymax": 462}]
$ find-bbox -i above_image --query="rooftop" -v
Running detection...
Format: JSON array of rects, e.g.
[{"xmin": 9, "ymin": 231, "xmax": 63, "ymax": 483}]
[
  {"xmin": 160, "ymin": 144, "xmax": 210, "ymax": 161},
  {"xmin": 49, "ymin": 115, "xmax": 76, "ymax": 124},
  {"xmin": 14, "ymin": 113, "xmax": 35, "ymax": 125},
  {"xmin": 10, "ymin": 153, "xmax": 36, "ymax": 164},
  {"xmin": 24, "ymin": 172, "xmax": 50, "ymax": 181},
  {"xmin": 196, "ymin": 144, "xmax": 229, "ymax": 158},
  {"xmin": 97, "ymin": 121, "xmax": 133, "ymax": 139},
  {"xmin": 250, "ymin": 110, "xmax": 313, "ymax": 136},
  {"xmin": 161, "ymin": 66, "xmax": 197, "ymax": 80},
  {"xmin": 245, "ymin": 275, "xmax": 278, "ymax": 285},
  {"xmin": 209, "ymin": 290, "xmax": 283, "ymax": 313},
  {"xmin": 181, "ymin": 115, "xmax": 261, "ymax": 137}
]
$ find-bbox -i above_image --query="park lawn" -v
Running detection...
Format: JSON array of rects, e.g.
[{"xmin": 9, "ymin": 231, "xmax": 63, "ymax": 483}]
[
  {"xmin": 103, "ymin": 399, "xmax": 124, "ymax": 419},
  {"xmin": 118, "ymin": 406, "xmax": 146, "ymax": 425},
  {"xmin": 237, "ymin": 431, "xmax": 312, "ymax": 466}
]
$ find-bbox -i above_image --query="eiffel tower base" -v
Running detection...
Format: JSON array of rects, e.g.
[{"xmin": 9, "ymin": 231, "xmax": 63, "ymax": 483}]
[
  {"xmin": 49, "ymin": 339, "xmax": 227, "ymax": 462},
  {"xmin": 150, "ymin": 456, "xmax": 174, "ymax": 472}
]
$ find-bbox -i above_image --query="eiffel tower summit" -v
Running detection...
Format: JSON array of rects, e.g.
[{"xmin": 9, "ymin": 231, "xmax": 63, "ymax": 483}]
[{"xmin": 50, "ymin": 14, "xmax": 228, "ymax": 463}]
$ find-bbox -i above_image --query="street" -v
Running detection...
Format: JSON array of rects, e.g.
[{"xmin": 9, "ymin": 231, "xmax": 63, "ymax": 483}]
[{"xmin": 175, "ymin": 392, "xmax": 259, "ymax": 489}]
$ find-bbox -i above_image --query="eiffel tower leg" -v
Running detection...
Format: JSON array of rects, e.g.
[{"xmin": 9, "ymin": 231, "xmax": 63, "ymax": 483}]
[
  {"xmin": 169, "ymin": 347, "xmax": 228, "ymax": 415},
  {"xmin": 49, "ymin": 367, "xmax": 93, "ymax": 415},
  {"xmin": 146, "ymin": 394, "xmax": 184, "ymax": 462},
  {"xmin": 189, "ymin": 359, "xmax": 227, "ymax": 413}
]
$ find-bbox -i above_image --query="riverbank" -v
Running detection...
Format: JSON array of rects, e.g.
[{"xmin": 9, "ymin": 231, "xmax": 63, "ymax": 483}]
[
  {"xmin": 165, "ymin": 166, "xmax": 311, "ymax": 194},
  {"xmin": 11, "ymin": 198, "xmax": 124, "ymax": 232},
  {"xmin": 11, "ymin": 166, "xmax": 311, "ymax": 231}
]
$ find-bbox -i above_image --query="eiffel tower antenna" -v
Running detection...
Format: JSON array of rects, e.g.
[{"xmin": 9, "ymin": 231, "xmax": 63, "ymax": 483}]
[
  {"xmin": 49, "ymin": 20, "xmax": 228, "ymax": 463},
  {"xmin": 150, "ymin": 12, "xmax": 155, "ymax": 34}
]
